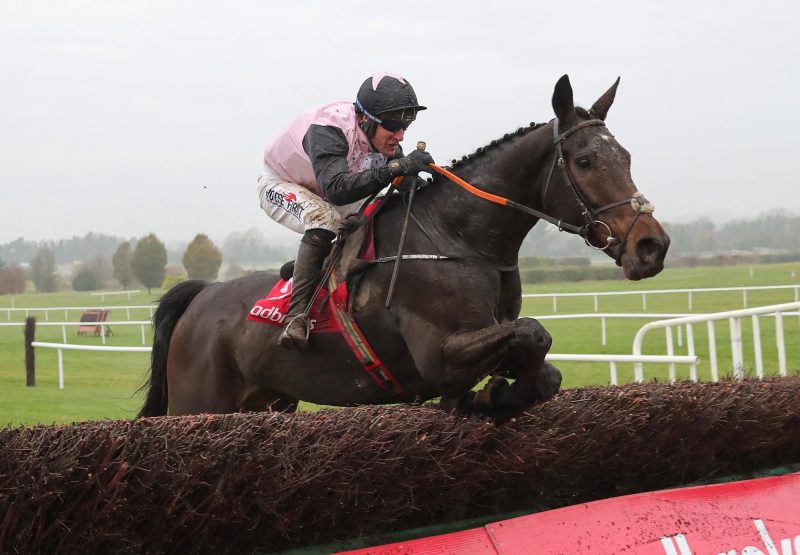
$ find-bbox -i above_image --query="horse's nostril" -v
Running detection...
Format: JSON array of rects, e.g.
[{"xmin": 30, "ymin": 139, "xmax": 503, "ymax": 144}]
[{"xmin": 636, "ymin": 237, "xmax": 668, "ymax": 264}]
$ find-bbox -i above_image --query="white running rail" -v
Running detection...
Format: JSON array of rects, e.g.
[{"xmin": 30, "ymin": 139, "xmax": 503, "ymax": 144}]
[
  {"xmin": 1, "ymin": 321, "xmax": 151, "ymax": 344},
  {"xmin": 31, "ymin": 342, "xmax": 152, "ymax": 389},
  {"xmin": 523, "ymin": 284, "xmax": 800, "ymax": 312},
  {"xmin": 3, "ymin": 305, "xmax": 154, "ymax": 321},
  {"xmin": 29, "ymin": 341, "xmax": 696, "ymax": 390},
  {"xmin": 631, "ymin": 301, "xmax": 800, "ymax": 383},
  {"xmin": 90, "ymin": 290, "xmax": 141, "ymax": 301}
]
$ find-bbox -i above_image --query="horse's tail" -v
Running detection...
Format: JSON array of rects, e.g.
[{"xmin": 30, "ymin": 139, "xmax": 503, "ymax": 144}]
[{"xmin": 137, "ymin": 280, "xmax": 210, "ymax": 417}]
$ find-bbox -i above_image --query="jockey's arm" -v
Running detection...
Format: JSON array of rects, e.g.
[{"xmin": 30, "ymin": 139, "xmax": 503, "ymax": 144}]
[{"xmin": 303, "ymin": 124, "xmax": 397, "ymax": 206}]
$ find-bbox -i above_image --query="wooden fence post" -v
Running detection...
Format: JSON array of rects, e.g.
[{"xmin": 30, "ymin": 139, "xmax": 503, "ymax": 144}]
[{"xmin": 25, "ymin": 316, "xmax": 35, "ymax": 387}]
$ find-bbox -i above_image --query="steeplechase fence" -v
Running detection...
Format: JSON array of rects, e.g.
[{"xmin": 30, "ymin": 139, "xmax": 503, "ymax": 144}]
[{"xmin": 1, "ymin": 378, "xmax": 799, "ymax": 553}]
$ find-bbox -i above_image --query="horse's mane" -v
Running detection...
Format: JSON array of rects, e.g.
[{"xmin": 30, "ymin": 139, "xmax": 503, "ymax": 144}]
[
  {"xmin": 445, "ymin": 107, "xmax": 591, "ymax": 171},
  {"xmin": 446, "ymin": 122, "xmax": 544, "ymax": 170}
]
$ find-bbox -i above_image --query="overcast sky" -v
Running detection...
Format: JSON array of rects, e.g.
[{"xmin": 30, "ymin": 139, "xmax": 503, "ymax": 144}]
[{"xmin": 2, "ymin": 0, "xmax": 798, "ymax": 246}]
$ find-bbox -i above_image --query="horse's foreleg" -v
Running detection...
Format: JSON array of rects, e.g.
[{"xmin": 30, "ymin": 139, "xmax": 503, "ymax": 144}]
[{"xmin": 441, "ymin": 318, "xmax": 558, "ymax": 419}]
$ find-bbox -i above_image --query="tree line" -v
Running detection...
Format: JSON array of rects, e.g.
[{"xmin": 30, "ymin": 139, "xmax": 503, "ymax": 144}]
[
  {"xmin": 2, "ymin": 209, "xmax": 799, "ymax": 294},
  {"xmin": 520, "ymin": 209, "xmax": 800, "ymax": 258},
  {"xmin": 0, "ymin": 233, "xmax": 224, "ymax": 295}
]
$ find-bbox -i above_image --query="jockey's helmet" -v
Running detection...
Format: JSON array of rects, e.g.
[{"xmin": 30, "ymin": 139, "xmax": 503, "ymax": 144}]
[{"xmin": 355, "ymin": 73, "xmax": 426, "ymax": 136}]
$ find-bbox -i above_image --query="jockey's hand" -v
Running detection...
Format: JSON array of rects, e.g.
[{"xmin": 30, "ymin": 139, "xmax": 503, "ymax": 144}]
[{"xmin": 389, "ymin": 149, "xmax": 435, "ymax": 177}]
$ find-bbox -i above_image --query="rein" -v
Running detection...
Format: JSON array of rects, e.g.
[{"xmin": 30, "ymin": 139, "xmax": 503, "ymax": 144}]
[
  {"xmin": 428, "ymin": 163, "xmax": 585, "ymax": 236},
  {"xmin": 429, "ymin": 117, "xmax": 655, "ymax": 253}
]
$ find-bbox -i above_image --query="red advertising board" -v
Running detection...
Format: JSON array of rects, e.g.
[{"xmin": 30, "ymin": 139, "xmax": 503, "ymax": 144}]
[{"xmin": 338, "ymin": 472, "xmax": 800, "ymax": 554}]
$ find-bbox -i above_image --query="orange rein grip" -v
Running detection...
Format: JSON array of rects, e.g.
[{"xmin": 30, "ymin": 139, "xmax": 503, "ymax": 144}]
[{"xmin": 428, "ymin": 164, "xmax": 509, "ymax": 207}]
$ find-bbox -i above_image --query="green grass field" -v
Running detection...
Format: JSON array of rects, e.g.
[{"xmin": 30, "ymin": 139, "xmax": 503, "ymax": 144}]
[{"xmin": 1, "ymin": 262, "xmax": 798, "ymax": 426}]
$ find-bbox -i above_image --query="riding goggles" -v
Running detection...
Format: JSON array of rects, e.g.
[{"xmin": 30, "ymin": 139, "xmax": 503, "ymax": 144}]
[
  {"xmin": 376, "ymin": 107, "xmax": 417, "ymax": 132},
  {"xmin": 378, "ymin": 118, "xmax": 412, "ymax": 132}
]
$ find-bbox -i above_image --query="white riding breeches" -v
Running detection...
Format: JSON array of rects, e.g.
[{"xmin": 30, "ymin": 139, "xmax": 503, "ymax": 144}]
[{"xmin": 257, "ymin": 170, "xmax": 362, "ymax": 234}]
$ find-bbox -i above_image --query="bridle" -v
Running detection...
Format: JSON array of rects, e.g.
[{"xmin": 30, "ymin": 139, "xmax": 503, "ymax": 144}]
[
  {"xmin": 428, "ymin": 117, "xmax": 655, "ymax": 258},
  {"xmin": 546, "ymin": 117, "xmax": 655, "ymax": 255}
]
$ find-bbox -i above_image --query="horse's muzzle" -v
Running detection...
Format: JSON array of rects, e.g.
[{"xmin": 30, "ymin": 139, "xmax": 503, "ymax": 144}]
[{"xmin": 621, "ymin": 233, "xmax": 670, "ymax": 280}]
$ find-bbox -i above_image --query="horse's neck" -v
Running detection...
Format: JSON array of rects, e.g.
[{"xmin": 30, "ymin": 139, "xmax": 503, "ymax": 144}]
[{"xmin": 416, "ymin": 125, "xmax": 554, "ymax": 266}]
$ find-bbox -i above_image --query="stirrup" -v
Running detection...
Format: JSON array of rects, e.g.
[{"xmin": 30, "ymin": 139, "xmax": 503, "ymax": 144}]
[{"xmin": 278, "ymin": 314, "xmax": 312, "ymax": 350}]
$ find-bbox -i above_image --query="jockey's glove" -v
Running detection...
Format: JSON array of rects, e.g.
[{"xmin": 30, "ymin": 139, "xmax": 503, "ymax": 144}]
[{"xmin": 389, "ymin": 149, "xmax": 435, "ymax": 177}]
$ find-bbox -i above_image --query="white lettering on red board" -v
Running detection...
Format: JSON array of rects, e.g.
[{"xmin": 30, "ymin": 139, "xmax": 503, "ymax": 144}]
[{"xmin": 661, "ymin": 520, "xmax": 800, "ymax": 555}]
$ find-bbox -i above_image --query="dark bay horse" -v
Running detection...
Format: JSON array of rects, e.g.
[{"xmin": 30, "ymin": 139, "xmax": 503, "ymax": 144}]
[{"xmin": 139, "ymin": 75, "xmax": 669, "ymax": 421}]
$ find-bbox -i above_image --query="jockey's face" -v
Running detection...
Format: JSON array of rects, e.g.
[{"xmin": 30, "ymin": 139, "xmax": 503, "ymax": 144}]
[
  {"xmin": 372, "ymin": 124, "xmax": 405, "ymax": 157},
  {"xmin": 358, "ymin": 113, "xmax": 405, "ymax": 157}
]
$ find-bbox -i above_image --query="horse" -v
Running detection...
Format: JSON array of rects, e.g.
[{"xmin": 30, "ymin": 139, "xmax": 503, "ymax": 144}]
[{"xmin": 138, "ymin": 75, "xmax": 670, "ymax": 422}]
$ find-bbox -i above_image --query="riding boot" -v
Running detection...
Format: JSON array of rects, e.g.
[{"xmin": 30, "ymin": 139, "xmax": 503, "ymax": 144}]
[{"xmin": 278, "ymin": 228, "xmax": 335, "ymax": 350}]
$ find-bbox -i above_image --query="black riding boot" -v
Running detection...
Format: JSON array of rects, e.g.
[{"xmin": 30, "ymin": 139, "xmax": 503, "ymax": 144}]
[{"xmin": 278, "ymin": 228, "xmax": 335, "ymax": 350}]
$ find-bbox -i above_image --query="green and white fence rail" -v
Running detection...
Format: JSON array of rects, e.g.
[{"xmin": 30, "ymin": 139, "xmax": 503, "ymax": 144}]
[
  {"xmin": 0, "ymin": 321, "xmax": 151, "ymax": 345},
  {"xmin": 632, "ymin": 301, "xmax": 800, "ymax": 383},
  {"xmin": 523, "ymin": 284, "xmax": 800, "ymax": 312},
  {"xmin": 3, "ymin": 305, "xmax": 154, "ymax": 321}
]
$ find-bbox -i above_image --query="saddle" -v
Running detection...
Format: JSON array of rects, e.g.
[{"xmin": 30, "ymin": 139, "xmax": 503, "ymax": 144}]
[
  {"xmin": 246, "ymin": 211, "xmax": 376, "ymax": 331},
  {"xmin": 247, "ymin": 204, "xmax": 403, "ymax": 394}
]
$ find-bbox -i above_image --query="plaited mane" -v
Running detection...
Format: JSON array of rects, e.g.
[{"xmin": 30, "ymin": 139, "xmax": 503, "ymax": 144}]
[
  {"xmin": 445, "ymin": 107, "xmax": 592, "ymax": 171},
  {"xmin": 446, "ymin": 122, "xmax": 543, "ymax": 170}
]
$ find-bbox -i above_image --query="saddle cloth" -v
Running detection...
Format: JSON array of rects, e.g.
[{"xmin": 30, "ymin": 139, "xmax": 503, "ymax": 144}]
[{"xmin": 246, "ymin": 278, "xmax": 340, "ymax": 332}]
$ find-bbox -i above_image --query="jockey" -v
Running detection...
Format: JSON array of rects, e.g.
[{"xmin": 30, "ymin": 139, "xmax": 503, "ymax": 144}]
[{"xmin": 258, "ymin": 73, "xmax": 435, "ymax": 350}]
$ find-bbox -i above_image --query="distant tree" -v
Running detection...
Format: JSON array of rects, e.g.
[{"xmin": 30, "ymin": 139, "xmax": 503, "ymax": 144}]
[
  {"xmin": 112, "ymin": 242, "xmax": 134, "ymax": 289},
  {"xmin": 222, "ymin": 260, "xmax": 248, "ymax": 281},
  {"xmin": 0, "ymin": 238, "xmax": 37, "ymax": 265},
  {"xmin": 30, "ymin": 246, "xmax": 58, "ymax": 293},
  {"xmin": 72, "ymin": 266, "xmax": 100, "ymax": 291},
  {"xmin": 161, "ymin": 273, "xmax": 188, "ymax": 291},
  {"xmin": 662, "ymin": 218, "xmax": 716, "ymax": 255},
  {"xmin": 182, "ymin": 234, "xmax": 223, "ymax": 280},
  {"xmin": 221, "ymin": 227, "xmax": 294, "ymax": 266},
  {"xmin": 131, "ymin": 234, "xmax": 167, "ymax": 294},
  {"xmin": 0, "ymin": 264, "xmax": 26, "ymax": 294},
  {"xmin": 88, "ymin": 255, "xmax": 112, "ymax": 286}
]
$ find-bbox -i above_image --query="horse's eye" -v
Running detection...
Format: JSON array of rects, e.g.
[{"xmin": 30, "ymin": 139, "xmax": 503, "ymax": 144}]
[{"xmin": 576, "ymin": 157, "xmax": 591, "ymax": 169}]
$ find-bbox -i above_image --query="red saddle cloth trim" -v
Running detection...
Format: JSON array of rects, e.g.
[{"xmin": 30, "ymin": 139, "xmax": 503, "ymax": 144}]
[
  {"xmin": 246, "ymin": 278, "xmax": 339, "ymax": 333},
  {"xmin": 326, "ymin": 271, "xmax": 403, "ymax": 395}
]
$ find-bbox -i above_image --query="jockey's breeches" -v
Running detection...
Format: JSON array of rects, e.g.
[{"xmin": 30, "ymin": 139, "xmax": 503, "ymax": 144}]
[{"xmin": 257, "ymin": 169, "xmax": 361, "ymax": 234}]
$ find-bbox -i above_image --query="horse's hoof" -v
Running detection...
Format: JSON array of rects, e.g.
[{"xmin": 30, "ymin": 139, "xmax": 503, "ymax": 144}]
[
  {"xmin": 474, "ymin": 376, "xmax": 510, "ymax": 408},
  {"xmin": 536, "ymin": 362, "xmax": 562, "ymax": 402}
]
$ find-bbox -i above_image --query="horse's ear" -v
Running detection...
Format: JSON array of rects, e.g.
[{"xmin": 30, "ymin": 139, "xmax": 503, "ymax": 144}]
[
  {"xmin": 552, "ymin": 75, "xmax": 577, "ymax": 128},
  {"xmin": 590, "ymin": 77, "xmax": 620, "ymax": 121}
]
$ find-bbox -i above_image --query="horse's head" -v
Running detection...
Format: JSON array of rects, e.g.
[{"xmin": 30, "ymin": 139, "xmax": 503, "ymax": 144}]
[{"xmin": 546, "ymin": 75, "xmax": 670, "ymax": 280}]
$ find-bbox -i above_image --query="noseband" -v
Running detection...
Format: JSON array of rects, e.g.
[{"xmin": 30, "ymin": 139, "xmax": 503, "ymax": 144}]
[{"xmin": 547, "ymin": 117, "xmax": 655, "ymax": 255}]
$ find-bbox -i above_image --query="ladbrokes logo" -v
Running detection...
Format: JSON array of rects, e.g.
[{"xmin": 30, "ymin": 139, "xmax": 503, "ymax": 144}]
[
  {"xmin": 249, "ymin": 305, "xmax": 315, "ymax": 329},
  {"xmin": 265, "ymin": 190, "xmax": 305, "ymax": 220},
  {"xmin": 661, "ymin": 519, "xmax": 799, "ymax": 554},
  {"xmin": 250, "ymin": 305, "xmax": 287, "ymax": 324}
]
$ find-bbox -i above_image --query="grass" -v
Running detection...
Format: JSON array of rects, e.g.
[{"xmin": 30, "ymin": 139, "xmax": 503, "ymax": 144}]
[
  {"xmin": 1, "ymin": 262, "xmax": 798, "ymax": 426},
  {"xmin": 0, "ymin": 289, "xmax": 158, "ymax": 426},
  {"xmin": 521, "ymin": 263, "xmax": 800, "ymax": 387}
]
